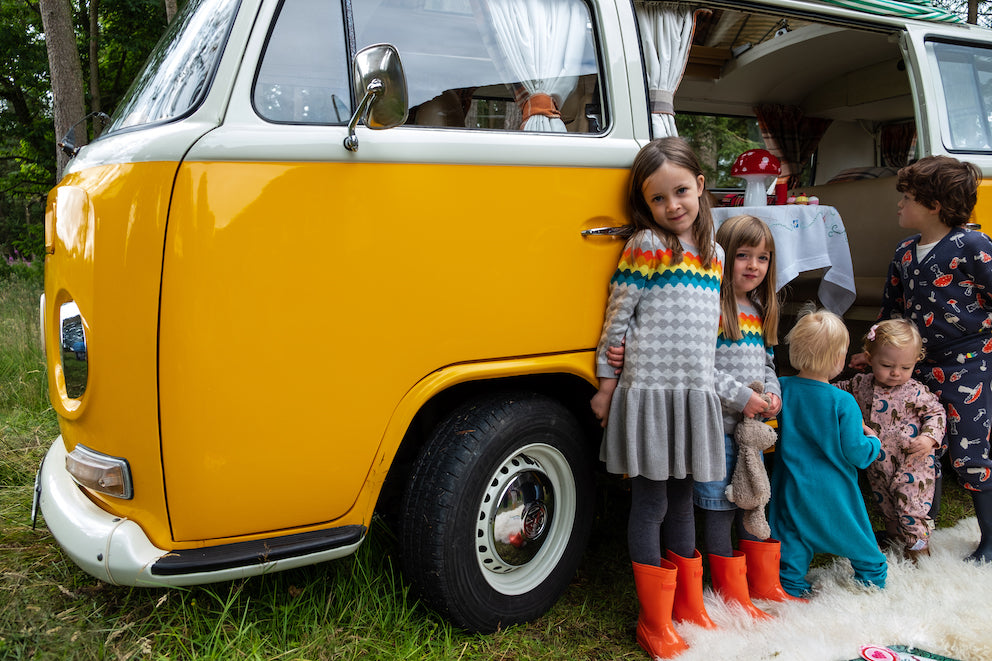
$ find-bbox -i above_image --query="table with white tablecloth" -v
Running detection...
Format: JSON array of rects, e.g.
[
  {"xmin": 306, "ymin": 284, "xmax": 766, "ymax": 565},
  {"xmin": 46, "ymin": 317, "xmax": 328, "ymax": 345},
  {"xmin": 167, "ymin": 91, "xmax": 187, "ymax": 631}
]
[{"xmin": 711, "ymin": 205, "xmax": 856, "ymax": 315}]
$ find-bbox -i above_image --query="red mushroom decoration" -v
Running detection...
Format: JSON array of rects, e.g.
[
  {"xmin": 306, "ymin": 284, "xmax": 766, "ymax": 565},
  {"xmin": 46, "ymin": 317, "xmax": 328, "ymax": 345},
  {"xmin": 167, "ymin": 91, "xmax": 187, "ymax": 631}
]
[{"xmin": 731, "ymin": 149, "xmax": 781, "ymax": 207}]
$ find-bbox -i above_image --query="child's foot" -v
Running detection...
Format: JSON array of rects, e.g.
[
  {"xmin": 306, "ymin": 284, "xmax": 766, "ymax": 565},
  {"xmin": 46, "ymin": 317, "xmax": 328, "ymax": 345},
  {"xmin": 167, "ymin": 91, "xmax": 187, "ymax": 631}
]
[
  {"xmin": 965, "ymin": 541, "xmax": 992, "ymax": 563},
  {"xmin": 903, "ymin": 544, "xmax": 930, "ymax": 564}
]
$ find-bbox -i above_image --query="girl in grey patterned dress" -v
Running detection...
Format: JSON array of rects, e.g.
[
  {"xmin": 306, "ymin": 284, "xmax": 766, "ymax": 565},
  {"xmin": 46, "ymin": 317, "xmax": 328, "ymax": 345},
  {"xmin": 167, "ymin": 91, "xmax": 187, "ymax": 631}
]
[{"xmin": 590, "ymin": 137, "xmax": 754, "ymax": 659}]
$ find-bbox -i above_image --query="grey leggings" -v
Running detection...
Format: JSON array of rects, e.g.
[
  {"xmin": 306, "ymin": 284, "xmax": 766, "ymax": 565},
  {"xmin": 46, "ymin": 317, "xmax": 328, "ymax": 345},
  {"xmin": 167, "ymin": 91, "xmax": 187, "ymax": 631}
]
[
  {"xmin": 701, "ymin": 507, "xmax": 761, "ymax": 557},
  {"xmin": 628, "ymin": 476, "xmax": 696, "ymax": 565}
]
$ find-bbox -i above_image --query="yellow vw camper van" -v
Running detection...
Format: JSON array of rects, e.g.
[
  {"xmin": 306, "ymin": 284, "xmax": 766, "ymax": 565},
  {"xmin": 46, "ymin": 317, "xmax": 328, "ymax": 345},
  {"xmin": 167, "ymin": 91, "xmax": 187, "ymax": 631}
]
[{"xmin": 37, "ymin": 0, "xmax": 992, "ymax": 632}]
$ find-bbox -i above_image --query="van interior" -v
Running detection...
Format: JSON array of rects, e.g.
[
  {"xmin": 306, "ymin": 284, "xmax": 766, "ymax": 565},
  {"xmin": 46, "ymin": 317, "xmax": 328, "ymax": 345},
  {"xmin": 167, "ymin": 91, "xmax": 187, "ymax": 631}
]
[{"xmin": 677, "ymin": 6, "xmax": 919, "ymax": 372}]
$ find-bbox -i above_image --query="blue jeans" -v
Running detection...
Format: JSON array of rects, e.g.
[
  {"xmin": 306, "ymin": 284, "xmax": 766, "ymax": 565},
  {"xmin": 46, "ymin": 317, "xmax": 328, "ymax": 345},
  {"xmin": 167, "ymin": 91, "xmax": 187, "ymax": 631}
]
[{"xmin": 693, "ymin": 434, "xmax": 738, "ymax": 511}]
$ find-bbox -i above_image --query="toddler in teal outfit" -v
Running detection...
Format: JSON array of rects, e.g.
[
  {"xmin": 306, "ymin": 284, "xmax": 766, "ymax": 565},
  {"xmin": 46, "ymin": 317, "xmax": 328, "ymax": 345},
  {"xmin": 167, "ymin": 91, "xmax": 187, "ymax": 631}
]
[{"xmin": 768, "ymin": 308, "xmax": 887, "ymax": 597}]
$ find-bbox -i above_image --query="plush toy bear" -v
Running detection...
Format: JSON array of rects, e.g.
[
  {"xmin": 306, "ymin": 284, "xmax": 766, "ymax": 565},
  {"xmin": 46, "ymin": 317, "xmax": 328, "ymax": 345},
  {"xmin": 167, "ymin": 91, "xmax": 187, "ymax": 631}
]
[{"xmin": 725, "ymin": 381, "xmax": 777, "ymax": 540}]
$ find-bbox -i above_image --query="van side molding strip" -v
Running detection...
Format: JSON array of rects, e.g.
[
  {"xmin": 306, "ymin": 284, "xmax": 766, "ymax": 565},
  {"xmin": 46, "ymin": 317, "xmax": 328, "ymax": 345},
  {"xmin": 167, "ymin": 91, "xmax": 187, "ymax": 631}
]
[{"xmin": 151, "ymin": 525, "xmax": 366, "ymax": 576}]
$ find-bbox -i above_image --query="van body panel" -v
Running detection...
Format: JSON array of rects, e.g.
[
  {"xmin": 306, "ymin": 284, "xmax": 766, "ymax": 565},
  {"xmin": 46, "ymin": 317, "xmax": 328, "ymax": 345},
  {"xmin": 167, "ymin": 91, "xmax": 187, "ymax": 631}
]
[
  {"xmin": 44, "ymin": 161, "xmax": 178, "ymax": 549},
  {"xmin": 159, "ymin": 159, "xmax": 629, "ymax": 540}
]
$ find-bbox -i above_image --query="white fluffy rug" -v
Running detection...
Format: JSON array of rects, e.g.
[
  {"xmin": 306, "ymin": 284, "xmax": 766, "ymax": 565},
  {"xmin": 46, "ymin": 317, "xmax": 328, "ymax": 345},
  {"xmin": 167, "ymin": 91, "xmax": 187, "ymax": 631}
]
[{"xmin": 673, "ymin": 518, "xmax": 992, "ymax": 661}]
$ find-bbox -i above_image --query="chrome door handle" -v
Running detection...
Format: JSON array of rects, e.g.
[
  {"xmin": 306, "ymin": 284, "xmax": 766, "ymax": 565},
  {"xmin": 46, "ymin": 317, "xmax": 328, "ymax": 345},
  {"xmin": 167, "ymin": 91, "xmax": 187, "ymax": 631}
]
[{"xmin": 581, "ymin": 226, "xmax": 628, "ymax": 237}]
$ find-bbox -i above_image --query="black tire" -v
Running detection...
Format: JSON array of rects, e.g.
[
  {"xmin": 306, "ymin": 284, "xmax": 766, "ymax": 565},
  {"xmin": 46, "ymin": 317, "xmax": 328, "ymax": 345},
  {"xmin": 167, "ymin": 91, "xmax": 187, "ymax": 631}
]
[{"xmin": 400, "ymin": 392, "xmax": 594, "ymax": 632}]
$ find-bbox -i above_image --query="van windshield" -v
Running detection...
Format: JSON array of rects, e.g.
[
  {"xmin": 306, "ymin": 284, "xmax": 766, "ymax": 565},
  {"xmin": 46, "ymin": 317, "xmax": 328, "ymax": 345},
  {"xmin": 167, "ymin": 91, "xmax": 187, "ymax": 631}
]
[{"xmin": 103, "ymin": 0, "xmax": 240, "ymax": 133}]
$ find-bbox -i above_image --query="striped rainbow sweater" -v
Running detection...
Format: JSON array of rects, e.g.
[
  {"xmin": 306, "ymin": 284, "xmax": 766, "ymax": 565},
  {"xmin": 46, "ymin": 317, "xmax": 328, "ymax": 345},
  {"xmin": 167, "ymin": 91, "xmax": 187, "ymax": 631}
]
[
  {"xmin": 595, "ymin": 229, "xmax": 723, "ymax": 393},
  {"xmin": 714, "ymin": 302, "xmax": 780, "ymax": 435}
]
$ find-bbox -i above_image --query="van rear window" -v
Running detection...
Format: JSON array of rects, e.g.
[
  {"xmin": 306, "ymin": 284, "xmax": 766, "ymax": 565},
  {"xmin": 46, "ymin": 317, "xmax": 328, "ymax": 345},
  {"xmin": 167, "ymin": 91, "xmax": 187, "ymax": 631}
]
[{"xmin": 930, "ymin": 39, "xmax": 992, "ymax": 152}]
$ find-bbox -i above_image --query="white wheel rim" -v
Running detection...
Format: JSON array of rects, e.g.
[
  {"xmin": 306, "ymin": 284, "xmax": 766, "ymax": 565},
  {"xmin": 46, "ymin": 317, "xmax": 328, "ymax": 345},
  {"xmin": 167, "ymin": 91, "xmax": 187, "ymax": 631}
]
[{"xmin": 474, "ymin": 442, "xmax": 576, "ymax": 595}]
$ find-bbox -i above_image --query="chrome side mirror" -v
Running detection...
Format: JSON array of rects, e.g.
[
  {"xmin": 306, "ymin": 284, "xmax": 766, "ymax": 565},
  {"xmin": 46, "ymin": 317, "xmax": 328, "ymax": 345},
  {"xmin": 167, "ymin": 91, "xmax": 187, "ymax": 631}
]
[{"xmin": 344, "ymin": 44, "xmax": 408, "ymax": 152}]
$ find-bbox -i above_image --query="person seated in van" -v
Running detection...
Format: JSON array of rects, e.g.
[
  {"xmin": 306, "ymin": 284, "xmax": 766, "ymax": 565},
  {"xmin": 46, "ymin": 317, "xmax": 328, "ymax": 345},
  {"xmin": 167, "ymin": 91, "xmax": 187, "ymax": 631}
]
[
  {"xmin": 834, "ymin": 319, "xmax": 945, "ymax": 562},
  {"xmin": 849, "ymin": 155, "xmax": 992, "ymax": 564},
  {"xmin": 770, "ymin": 307, "xmax": 886, "ymax": 598}
]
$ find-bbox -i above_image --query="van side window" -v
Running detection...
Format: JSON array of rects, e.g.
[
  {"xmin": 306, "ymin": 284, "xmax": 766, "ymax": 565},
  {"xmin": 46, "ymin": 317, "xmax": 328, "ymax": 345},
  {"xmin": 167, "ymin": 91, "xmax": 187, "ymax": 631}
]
[
  {"xmin": 354, "ymin": 0, "xmax": 605, "ymax": 133},
  {"xmin": 929, "ymin": 40, "xmax": 992, "ymax": 152},
  {"xmin": 253, "ymin": 0, "xmax": 351, "ymax": 123}
]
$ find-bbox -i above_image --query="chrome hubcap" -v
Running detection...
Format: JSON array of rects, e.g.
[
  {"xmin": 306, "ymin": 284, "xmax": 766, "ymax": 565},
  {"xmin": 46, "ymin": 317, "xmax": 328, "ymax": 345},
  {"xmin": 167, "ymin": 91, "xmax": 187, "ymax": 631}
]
[{"xmin": 478, "ymin": 452, "xmax": 555, "ymax": 572}]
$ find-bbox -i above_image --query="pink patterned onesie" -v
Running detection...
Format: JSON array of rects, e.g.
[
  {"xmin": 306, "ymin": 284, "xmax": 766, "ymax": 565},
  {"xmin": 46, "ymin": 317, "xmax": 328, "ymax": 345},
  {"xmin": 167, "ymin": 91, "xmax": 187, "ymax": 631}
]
[{"xmin": 834, "ymin": 373, "xmax": 946, "ymax": 548}]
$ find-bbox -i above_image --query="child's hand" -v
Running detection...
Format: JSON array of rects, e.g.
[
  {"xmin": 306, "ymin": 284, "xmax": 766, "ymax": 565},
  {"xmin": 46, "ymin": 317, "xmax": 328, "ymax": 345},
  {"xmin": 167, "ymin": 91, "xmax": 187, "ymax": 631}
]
[
  {"xmin": 591, "ymin": 378, "xmax": 618, "ymax": 428},
  {"xmin": 764, "ymin": 393, "xmax": 782, "ymax": 417},
  {"xmin": 848, "ymin": 352, "xmax": 869, "ymax": 371},
  {"xmin": 606, "ymin": 339, "xmax": 625, "ymax": 375},
  {"xmin": 905, "ymin": 434, "xmax": 938, "ymax": 455},
  {"xmin": 742, "ymin": 392, "xmax": 768, "ymax": 418},
  {"xmin": 863, "ymin": 423, "xmax": 878, "ymax": 437}
]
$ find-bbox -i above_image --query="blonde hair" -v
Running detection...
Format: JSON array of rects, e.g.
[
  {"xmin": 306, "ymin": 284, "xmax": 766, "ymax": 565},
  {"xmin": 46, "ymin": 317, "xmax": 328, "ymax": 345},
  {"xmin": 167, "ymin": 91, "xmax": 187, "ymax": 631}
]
[
  {"xmin": 787, "ymin": 307, "xmax": 849, "ymax": 374},
  {"xmin": 716, "ymin": 214, "xmax": 779, "ymax": 345},
  {"xmin": 863, "ymin": 318, "xmax": 925, "ymax": 362}
]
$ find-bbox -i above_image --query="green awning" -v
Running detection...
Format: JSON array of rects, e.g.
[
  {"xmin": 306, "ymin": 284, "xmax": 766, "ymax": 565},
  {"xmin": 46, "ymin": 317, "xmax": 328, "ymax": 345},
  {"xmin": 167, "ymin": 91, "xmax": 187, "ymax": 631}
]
[{"xmin": 813, "ymin": 0, "xmax": 964, "ymax": 23}]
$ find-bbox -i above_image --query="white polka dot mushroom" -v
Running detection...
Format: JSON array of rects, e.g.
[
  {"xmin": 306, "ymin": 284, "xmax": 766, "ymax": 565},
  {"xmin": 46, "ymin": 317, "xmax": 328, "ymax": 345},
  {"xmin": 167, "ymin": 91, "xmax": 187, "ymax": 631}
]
[{"xmin": 731, "ymin": 149, "xmax": 782, "ymax": 207}]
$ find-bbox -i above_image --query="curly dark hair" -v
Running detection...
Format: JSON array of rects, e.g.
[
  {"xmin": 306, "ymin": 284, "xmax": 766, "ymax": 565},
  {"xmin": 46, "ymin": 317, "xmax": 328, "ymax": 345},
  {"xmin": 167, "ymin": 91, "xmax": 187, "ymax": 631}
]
[{"xmin": 896, "ymin": 155, "xmax": 980, "ymax": 227}]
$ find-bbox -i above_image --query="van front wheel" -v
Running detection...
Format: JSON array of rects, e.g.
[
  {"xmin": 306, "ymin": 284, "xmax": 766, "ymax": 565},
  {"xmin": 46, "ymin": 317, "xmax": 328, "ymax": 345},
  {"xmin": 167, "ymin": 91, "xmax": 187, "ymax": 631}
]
[{"xmin": 400, "ymin": 392, "xmax": 594, "ymax": 633}]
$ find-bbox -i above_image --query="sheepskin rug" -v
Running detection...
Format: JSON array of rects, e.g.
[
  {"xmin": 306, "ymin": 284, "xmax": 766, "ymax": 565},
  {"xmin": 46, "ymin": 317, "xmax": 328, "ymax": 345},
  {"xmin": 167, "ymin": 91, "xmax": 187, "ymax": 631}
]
[{"xmin": 672, "ymin": 517, "xmax": 992, "ymax": 661}]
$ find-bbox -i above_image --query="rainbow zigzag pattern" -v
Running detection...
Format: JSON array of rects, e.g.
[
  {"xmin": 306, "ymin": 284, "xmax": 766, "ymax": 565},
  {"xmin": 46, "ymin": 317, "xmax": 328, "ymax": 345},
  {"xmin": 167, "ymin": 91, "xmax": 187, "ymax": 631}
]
[
  {"xmin": 718, "ymin": 311, "xmax": 765, "ymax": 348},
  {"xmin": 611, "ymin": 246, "xmax": 721, "ymax": 290}
]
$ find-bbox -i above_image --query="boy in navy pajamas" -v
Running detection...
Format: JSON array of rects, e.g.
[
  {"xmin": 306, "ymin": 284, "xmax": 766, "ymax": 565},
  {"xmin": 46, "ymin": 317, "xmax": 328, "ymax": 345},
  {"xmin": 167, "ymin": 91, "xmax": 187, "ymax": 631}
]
[{"xmin": 853, "ymin": 155, "xmax": 992, "ymax": 563}]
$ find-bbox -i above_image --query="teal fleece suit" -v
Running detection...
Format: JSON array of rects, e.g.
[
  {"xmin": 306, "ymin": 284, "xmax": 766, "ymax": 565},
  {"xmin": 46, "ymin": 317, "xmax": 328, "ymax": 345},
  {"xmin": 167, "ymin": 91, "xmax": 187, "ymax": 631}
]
[{"xmin": 769, "ymin": 376, "xmax": 887, "ymax": 597}]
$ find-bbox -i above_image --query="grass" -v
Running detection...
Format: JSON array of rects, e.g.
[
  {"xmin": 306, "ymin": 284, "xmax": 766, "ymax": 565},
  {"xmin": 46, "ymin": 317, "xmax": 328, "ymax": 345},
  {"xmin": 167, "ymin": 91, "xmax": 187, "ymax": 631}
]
[{"xmin": 0, "ymin": 274, "xmax": 976, "ymax": 660}]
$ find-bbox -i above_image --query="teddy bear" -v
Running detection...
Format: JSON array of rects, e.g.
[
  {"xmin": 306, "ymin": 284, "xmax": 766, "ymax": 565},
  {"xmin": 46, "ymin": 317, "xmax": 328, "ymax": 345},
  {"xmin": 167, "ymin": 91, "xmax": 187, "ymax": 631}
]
[{"xmin": 724, "ymin": 381, "xmax": 777, "ymax": 540}]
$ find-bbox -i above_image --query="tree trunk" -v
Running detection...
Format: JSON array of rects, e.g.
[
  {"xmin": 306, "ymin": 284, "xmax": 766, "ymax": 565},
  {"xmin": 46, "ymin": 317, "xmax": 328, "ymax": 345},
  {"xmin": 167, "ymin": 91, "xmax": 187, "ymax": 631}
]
[
  {"xmin": 39, "ymin": 0, "xmax": 86, "ymax": 180},
  {"xmin": 165, "ymin": 0, "xmax": 177, "ymax": 23},
  {"xmin": 969, "ymin": 0, "xmax": 978, "ymax": 24}
]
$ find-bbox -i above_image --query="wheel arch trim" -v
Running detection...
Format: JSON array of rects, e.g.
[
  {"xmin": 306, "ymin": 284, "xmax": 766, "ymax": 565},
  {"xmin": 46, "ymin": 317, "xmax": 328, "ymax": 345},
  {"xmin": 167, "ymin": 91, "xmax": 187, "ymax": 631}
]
[{"xmin": 359, "ymin": 352, "xmax": 598, "ymax": 518}]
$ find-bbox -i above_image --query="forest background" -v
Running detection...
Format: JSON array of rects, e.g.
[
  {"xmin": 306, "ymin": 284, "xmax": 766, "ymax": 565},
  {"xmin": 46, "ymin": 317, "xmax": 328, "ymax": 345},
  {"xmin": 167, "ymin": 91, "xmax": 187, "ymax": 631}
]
[{"xmin": 0, "ymin": 0, "xmax": 991, "ymax": 269}]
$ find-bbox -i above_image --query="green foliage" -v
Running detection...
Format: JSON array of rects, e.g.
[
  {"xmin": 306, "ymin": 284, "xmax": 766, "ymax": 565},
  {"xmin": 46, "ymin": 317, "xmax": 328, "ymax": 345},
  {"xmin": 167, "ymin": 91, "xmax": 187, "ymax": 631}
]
[
  {"xmin": 0, "ymin": 0, "xmax": 54, "ymax": 263},
  {"xmin": 0, "ymin": 0, "xmax": 176, "ymax": 262},
  {"xmin": 677, "ymin": 114, "xmax": 765, "ymax": 189},
  {"xmin": 0, "ymin": 272, "xmax": 47, "ymax": 415},
  {"xmin": 93, "ymin": 0, "xmax": 171, "ymax": 113}
]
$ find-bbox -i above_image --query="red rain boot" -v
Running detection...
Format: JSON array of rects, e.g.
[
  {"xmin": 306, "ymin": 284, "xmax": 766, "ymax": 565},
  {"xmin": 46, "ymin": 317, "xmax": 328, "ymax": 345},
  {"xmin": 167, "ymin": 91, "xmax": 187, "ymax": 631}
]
[
  {"xmin": 665, "ymin": 550, "xmax": 716, "ymax": 629},
  {"xmin": 708, "ymin": 551, "xmax": 772, "ymax": 619},
  {"xmin": 738, "ymin": 538, "xmax": 806, "ymax": 602},
  {"xmin": 632, "ymin": 560, "xmax": 689, "ymax": 659}
]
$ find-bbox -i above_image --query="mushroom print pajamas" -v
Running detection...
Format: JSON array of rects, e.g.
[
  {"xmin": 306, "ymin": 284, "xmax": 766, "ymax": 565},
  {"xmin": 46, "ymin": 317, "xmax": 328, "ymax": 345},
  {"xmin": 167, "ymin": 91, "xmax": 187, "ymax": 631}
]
[
  {"xmin": 834, "ymin": 373, "xmax": 946, "ymax": 547},
  {"xmin": 880, "ymin": 228, "xmax": 992, "ymax": 493}
]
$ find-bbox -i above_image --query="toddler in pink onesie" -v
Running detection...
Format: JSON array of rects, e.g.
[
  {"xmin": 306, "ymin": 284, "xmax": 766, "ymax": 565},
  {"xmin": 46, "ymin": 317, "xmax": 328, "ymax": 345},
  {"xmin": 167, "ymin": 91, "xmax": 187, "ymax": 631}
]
[{"xmin": 834, "ymin": 319, "xmax": 946, "ymax": 561}]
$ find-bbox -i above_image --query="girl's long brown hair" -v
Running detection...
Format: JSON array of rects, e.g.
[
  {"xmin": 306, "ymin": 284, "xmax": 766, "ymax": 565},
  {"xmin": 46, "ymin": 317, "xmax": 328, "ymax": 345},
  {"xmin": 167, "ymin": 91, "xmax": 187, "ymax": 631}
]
[
  {"xmin": 716, "ymin": 214, "xmax": 779, "ymax": 345},
  {"xmin": 626, "ymin": 137, "xmax": 716, "ymax": 268}
]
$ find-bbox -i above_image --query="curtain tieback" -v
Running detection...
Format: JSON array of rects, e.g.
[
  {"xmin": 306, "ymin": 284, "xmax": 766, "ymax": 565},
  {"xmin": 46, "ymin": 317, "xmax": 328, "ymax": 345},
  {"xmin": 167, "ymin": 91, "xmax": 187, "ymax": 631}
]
[
  {"xmin": 650, "ymin": 89, "xmax": 674, "ymax": 115},
  {"xmin": 516, "ymin": 91, "xmax": 561, "ymax": 128}
]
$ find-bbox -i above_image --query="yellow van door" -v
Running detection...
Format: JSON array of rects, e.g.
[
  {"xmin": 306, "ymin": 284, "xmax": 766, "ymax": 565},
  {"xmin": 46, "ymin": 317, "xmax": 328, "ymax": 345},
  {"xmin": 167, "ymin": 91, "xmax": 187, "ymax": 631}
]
[{"xmin": 157, "ymin": 0, "xmax": 641, "ymax": 542}]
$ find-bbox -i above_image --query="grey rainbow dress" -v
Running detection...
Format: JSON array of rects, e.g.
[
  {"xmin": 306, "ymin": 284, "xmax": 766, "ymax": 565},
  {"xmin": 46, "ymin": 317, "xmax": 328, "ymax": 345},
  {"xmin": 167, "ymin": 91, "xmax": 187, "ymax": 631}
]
[{"xmin": 596, "ymin": 229, "xmax": 726, "ymax": 482}]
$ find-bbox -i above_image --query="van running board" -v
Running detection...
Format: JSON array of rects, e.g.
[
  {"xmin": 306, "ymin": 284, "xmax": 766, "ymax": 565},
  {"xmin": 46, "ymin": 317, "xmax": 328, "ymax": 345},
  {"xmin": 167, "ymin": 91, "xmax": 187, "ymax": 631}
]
[{"xmin": 151, "ymin": 525, "xmax": 366, "ymax": 576}]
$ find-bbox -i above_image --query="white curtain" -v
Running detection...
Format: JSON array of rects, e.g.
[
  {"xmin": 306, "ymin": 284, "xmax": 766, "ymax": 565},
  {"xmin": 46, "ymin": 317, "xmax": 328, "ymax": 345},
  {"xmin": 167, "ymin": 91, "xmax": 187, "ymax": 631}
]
[
  {"xmin": 478, "ymin": 0, "xmax": 588, "ymax": 132},
  {"xmin": 635, "ymin": 2, "xmax": 697, "ymax": 138}
]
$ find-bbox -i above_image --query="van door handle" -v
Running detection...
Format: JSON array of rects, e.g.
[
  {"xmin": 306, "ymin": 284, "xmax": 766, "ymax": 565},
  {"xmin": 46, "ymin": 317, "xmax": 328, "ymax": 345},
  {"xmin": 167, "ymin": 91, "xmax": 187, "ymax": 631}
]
[{"xmin": 581, "ymin": 226, "xmax": 628, "ymax": 237}]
